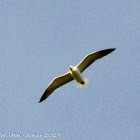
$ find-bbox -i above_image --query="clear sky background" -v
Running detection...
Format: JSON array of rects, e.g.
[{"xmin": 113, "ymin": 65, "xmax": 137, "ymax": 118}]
[{"xmin": 0, "ymin": 0, "xmax": 140, "ymax": 140}]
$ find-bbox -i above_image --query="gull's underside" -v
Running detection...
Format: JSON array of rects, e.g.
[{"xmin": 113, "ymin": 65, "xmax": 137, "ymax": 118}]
[{"xmin": 39, "ymin": 48, "xmax": 115, "ymax": 103}]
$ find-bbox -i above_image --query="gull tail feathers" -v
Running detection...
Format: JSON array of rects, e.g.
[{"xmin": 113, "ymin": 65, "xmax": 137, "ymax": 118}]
[{"xmin": 77, "ymin": 78, "xmax": 88, "ymax": 88}]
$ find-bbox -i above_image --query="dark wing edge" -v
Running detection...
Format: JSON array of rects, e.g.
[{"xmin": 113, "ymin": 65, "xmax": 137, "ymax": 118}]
[
  {"xmin": 77, "ymin": 48, "xmax": 116, "ymax": 73},
  {"xmin": 39, "ymin": 72, "xmax": 73, "ymax": 103}
]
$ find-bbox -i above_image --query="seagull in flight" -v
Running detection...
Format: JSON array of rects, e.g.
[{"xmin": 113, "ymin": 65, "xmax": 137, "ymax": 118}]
[{"xmin": 39, "ymin": 48, "xmax": 115, "ymax": 103}]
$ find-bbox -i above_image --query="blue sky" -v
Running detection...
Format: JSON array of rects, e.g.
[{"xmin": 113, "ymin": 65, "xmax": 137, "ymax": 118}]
[{"xmin": 0, "ymin": 0, "xmax": 140, "ymax": 139}]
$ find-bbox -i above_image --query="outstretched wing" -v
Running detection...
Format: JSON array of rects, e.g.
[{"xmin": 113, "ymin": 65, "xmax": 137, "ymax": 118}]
[
  {"xmin": 77, "ymin": 48, "xmax": 115, "ymax": 73},
  {"xmin": 39, "ymin": 72, "xmax": 73, "ymax": 103}
]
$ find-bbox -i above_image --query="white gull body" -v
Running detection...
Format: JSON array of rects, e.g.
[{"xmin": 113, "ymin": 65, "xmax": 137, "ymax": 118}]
[{"xmin": 68, "ymin": 66, "xmax": 88, "ymax": 88}]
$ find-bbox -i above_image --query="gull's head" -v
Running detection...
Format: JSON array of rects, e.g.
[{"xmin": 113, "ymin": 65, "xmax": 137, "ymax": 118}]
[{"xmin": 68, "ymin": 66, "xmax": 73, "ymax": 71}]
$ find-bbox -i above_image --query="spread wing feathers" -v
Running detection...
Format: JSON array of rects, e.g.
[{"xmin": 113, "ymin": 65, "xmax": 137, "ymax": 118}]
[
  {"xmin": 77, "ymin": 48, "xmax": 115, "ymax": 73},
  {"xmin": 39, "ymin": 72, "xmax": 73, "ymax": 103}
]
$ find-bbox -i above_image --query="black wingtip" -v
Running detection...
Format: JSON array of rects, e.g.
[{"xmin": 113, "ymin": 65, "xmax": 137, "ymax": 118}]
[
  {"xmin": 100, "ymin": 48, "xmax": 116, "ymax": 56},
  {"xmin": 108, "ymin": 48, "xmax": 116, "ymax": 52},
  {"xmin": 38, "ymin": 99, "xmax": 45, "ymax": 103},
  {"xmin": 110, "ymin": 48, "xmax": 116, "ymax": 53},
  {"xmin": 38, "ymin": 99, "xmax": 42, "ymax": 103},
  {"xmin": 38, "ymin": 93, "xmax": 47, "ymax": 103}
]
